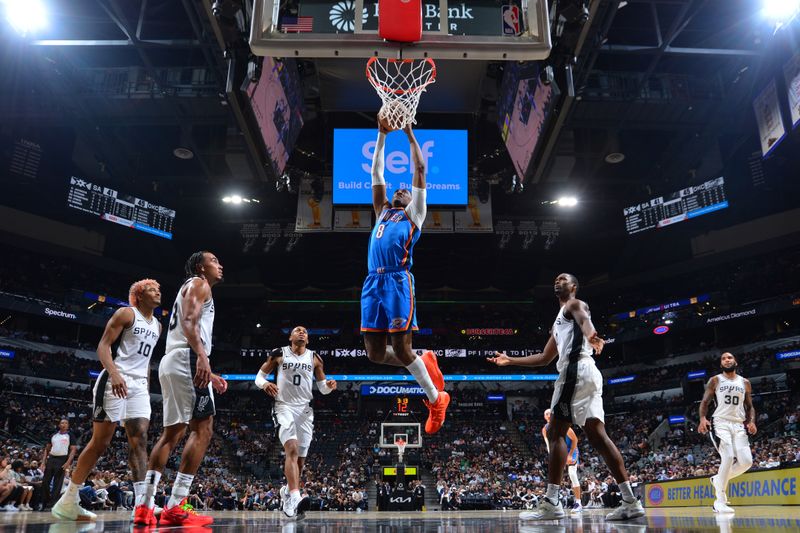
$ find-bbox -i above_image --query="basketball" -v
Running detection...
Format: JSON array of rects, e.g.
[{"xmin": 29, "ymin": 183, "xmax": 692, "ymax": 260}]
[{"xmin": 378, "ymin": 100, "xmax": 412, "ymax": 131}]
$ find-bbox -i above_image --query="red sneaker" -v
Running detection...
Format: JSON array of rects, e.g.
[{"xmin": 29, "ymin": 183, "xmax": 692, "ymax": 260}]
[
  {"xmin": 158, "ymin": 499, "xmax": 213, "ymax": 527},
  {"xmin": 133, "ymin": 505, "xmax": 157, "ymax": 526},
  {"xmin": 421, "ymin": 350, "xmax": 445, "ymax": 391},
  {"xmin": 423, "ymin": 391, "xmax": 450, "ymax": 434}
]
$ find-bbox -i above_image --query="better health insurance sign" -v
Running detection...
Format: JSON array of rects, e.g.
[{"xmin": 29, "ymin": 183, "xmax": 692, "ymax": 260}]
[
  {"xmin": 645, "ymin": 467, "xmax": 800, "ymax": 507},
  {"xmin": 332, "ymin": 129, "xmax": 468, "ymax": 206}
]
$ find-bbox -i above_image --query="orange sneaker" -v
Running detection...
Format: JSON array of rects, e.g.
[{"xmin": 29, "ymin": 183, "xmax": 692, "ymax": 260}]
[
  {"xmin": 133, "ymin": 505, "xmax": 157, "ymax": 526},
  {"xmin": 421, "ymin": 350, "xmax": 445, "ymax": 391},
  {"xmin": 158, "ymin": 499, "xmax": 213, "ymax": 527},
  {"xmin": 423, "ymin": 391, "xmax": 450, "ymax": 434}
]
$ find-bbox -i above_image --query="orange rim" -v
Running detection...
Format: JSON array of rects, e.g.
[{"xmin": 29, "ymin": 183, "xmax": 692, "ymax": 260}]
[{"xmin": 365, "ymin": 57, "xmax": 437, "ymax": 95}]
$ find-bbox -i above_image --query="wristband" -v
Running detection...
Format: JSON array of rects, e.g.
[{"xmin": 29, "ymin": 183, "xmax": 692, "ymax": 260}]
[
  {"xmin": 255, "ymin": 370, "xmax": 269, "ymax": 389},
  {"xmin": 316, "ymin": 380, "xmax": 333, "ymax": 395}
]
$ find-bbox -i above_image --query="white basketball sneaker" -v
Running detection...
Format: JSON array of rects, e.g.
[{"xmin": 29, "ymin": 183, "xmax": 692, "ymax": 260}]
[
  {"xmin": 280, "ymin": 486, "xmax": 289, "ymax": 502},
  {"xmin": 606, "ymin": 499, "xmax": 645, "ymax": 521},
  {"xmin": 713, "ymin": 500, "xmax": 735, "ymax": 514},
  {"xmin": 519, "ymin": 498, "xmax": 565, "ymax": 520},
  {"xmin": 571, "ymin": 501, "xmax": 583, "ymax": 513},
  {"xmin": 51, "ymin": 498, "xmax": 97, "ymax": 522},
  {"xmin": 282, "ymin": 493, "xmax": 310, "ymax": 519}
]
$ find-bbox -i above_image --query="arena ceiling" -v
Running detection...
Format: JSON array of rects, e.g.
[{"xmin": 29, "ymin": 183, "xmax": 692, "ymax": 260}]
[{"xmin": 1, "ymin": 0, "xmax": 799, "ymax": 296}]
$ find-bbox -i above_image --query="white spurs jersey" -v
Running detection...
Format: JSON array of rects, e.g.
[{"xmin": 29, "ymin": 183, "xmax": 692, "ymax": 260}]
[
  {"xmin": 713, "ymin": 373, "xmax": 747, "ymax": 423},
  {"xmin": 552, "ymin": 305, "xmax": 594, "ymax": 374},
  {"xmin": 113, "ymin": 307, "xmax": 161, "ymax": 378},
  {"xmin": 165, "ymin": 277, "xmax": 215, "ymax": 356},
  {"xmin": 274, "ymin": 346, "xmax": 315, "ymax": 406}
]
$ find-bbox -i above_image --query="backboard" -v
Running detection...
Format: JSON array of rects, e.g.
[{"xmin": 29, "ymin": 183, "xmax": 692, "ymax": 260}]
[
  {"xmin": 250, "ymin": 0, "xmax": 551, "ymax": 60},
  {"xmin": 379, "ymin": 422, "xmax": 422, "ymax": 448}
]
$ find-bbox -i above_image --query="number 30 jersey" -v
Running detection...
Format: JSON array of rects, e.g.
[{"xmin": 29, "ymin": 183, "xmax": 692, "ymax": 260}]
[
  {"xmin": 713, "ymin": 373, "xmax": 746, "ymax": 423},
  {"xmin": 274, "ymin": 346, "xmax": 315, "ymax": 406},
  {"xmin": 114, "ymin": 307, "xmax": 161, "ymax": 378}
]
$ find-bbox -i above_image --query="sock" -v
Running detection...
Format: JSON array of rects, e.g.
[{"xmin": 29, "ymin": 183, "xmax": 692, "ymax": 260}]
[
  {"xmin": 546, "ymin": 483, "xmax": 559, "ymax": 504},
  {"xmin": 167, "ymin": 472, "xmax": 194, "ymax": 508},
  {"xmin": 144, "ymin": 470, "xmax": 161, "ymax": 509},
  {"xmin": 133, "ymin": 481, "xmax": 147, "ymax": 507},
  {"xmin": 65, "ymin": 481, "xmax": 83, "ymax": 503},
  {"xmin": 290, "ymin": 489, "xmax": 300, "ymax": 500},
  {"xmin": 406, "ymin": 357, "xmax": 439, "ymax": 403},
  {"xmin": 619, "ymin": 481, "xmax": 635, "ymax": 503}
]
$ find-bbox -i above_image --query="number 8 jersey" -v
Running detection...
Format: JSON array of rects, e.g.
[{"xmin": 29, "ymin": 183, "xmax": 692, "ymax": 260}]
[
  {"xmin": 713, "ymin": 373, "xmax": 746, "ymax": 423},
  {"xmin": 275, "ymin": 346, "xmax": 315, "ymax": 406},
  {"xmin": 115, "ymin": 307, "xmax": 161, "ymax": 378}
]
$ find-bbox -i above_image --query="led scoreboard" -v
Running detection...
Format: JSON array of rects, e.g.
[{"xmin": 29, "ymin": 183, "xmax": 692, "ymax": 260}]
[
  {"xmin": 623, "ymin": 176, "xmax": 728, "ymax": 235},
  {"xmin": 67, "ymin": 176, "xmax": 175, "ymax": 239}
]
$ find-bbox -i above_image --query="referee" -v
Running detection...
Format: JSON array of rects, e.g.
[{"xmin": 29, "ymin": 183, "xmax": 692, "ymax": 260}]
[{"xmin": 41, "ymin": 419, "xmax": 77, "ymax": 509}]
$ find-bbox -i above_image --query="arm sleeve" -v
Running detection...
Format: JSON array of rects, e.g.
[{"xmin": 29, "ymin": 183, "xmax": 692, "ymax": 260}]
[
  {"xmin": 405, "ymin": 186, "xmax": 427, "ymax": 229},
  {"xmin": 372, "ymin": 132, "xmax": 387, "ymax": 186}
]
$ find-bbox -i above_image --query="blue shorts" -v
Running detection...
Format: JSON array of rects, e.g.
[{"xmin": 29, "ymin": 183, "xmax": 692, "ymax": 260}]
[
  {"xmin": 360, "ymin": 270, "xmax": 418, "ymax": 334},
  {"xmin": 568, "ymin": 450, "xmax": 579, "ymax": 465}
]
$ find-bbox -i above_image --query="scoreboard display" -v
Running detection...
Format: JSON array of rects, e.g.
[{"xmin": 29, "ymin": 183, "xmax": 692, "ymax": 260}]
[
  {"xmin": 67, "ymin": 176, "xmax": 175, "ymax": 239},
  {"xmin": 623, "ymin": 176, "xmax": 728, "ymax": 235}
]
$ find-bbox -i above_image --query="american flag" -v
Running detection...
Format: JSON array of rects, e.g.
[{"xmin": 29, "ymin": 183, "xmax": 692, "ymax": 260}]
[{"xmin": 281, "ymin": 16, "xmax": 313, "ymax": 33}]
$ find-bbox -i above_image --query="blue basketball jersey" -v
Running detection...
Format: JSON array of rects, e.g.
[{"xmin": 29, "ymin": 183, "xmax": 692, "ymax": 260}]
[{"xmin": 368, "ymin": 208, "xmax": 420, "ymax": 272}]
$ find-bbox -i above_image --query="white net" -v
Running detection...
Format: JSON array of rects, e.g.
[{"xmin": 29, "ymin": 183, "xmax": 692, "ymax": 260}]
[{"xmin": 366, "ymin": 57, "xmax": 437, "ymax": 130}]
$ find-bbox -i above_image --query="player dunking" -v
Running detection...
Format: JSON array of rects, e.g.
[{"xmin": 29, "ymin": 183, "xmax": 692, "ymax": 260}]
[
  {"xmin": 255, "ymin": 326, "xmax": 337, "ymax": 519},
  {"xmin": 698, "ymin": 352, "xmax": 756, "ymax": 514},
  {"xmin": 135, "ymin": 252, "xmax": 228, "ymax": 527},
  {"xmin": 542, "ymin": 408, "xmax": 583, "ymax": 513},
  {"xmin": 361, "ymin": 120, "xmax": 449, "ymax": 434},
  {"xmin": 52, "ymin": 279, "xmax": 162, "ymax": 522},
  {"xmin": 488, "ymin": 273, "xmax": 645, "ymax": 521}
]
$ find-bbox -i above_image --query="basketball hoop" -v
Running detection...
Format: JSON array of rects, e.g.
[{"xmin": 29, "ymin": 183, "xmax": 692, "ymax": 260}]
[
  {"xmin": 366, "ymin": 57, "xmax": 437, "ymax": 131},
  {"xmin": 394, "ymin": 435, "xmax": 408, "ymax": 463}
]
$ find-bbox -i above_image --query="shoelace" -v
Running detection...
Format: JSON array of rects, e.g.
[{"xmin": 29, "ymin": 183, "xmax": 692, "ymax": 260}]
[{"xmin": 180, "ymin": 502, "xmax": 201, "ymax": 515}]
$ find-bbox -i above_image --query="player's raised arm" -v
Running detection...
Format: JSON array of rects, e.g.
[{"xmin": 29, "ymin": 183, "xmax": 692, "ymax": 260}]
[
  {"xmin": 372, "ymin": 123, "xmax": 391, "ymax": 218},
  {"xmin": 404, "ymin": 124, "xmax": 426, "ymax": 190},
  {"xmin": 313, "ymin": 354, "xmax": 337, "ymax": 394}
]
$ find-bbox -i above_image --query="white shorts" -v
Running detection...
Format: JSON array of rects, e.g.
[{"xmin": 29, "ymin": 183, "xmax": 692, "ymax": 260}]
[
  {"xmin": 273, "ymin": 403, "xmax": 314, "ymax": 457},
  {"xmin": 92, "ymin": 370, "xmax": 151, "ymax": 423},
  {"xmin": 159, "ymin": 348, "xmax": 215, "ymax": 427},
  {"xmin": 551, "ymin": 358, "xmax": 604, "ymax": 427},
  {"xmin": 711, "ymin": 418, "xmax": 749, "ymax": 451}
]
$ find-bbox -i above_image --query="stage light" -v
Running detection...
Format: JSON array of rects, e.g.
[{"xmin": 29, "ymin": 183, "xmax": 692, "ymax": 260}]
[
  {"xmin": 5, "ymin": 0, "xmax": 48, "ymax": 35},
  {"xmin": 762, "ymin": 0, "xmax": 800, "ymax": 23},
  {"xmin": 231, "ymin": 195, "xmax": 243, "ymax": 205},
  {"xmin": 557, "ymin": 196, "xmax": 578, "ymax": 207},
  {"xmin": 256, "ymin": 323, "xmax": 262, "ymax": 328},
  {"xmin": 222, "ymin": 196, "xmax": 232, "ymax": 203}
]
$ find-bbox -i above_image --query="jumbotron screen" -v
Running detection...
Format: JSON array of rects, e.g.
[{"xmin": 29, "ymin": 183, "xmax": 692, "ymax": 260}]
[
  {"xmin": 67, "ymin": 176, "xmax": 175, "ymax": 239},
  {"xmin": 623, "ymin": 176, "xmax": 728, "ymax": 235}
]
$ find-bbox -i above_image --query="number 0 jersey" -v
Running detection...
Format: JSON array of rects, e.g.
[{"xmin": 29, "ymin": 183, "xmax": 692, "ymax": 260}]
[
  {"xmin": 274, "ymin": 346, "xmax": 316, "ymax": 406},
  {"xmin": 713, "ymin": 373, "xmax": 746, "ymax": 423},
  {"xmin": 114, "ymin": 307, "xmax": 161, "ymax": 378},
  {"xmin": 165, "ymin": 277, "xmax": 215, "ymax": 357}
]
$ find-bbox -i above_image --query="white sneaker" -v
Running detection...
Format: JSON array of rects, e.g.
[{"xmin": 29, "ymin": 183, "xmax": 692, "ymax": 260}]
[
  {"xmin": 519, "ymin": 498, "xmax": 565, "ymax": 520},
  {"xmin": 3, "ymin": 503, "xmax": 19, "ymax": 513},
  {"xmin": 280, "ymin": 486, "xmax": 289, "ymax": 502},
  {"xmin": 281, "ymin": 494, "xmax": 310, "ymax": 519},
  {"xmin": 713, "ymin": 500, "xmax": 735, "ymax": 514},
  {"xmin": 51, "ymin": 498, "xmax": 97, "ymax": 521},
  {"xmin": 606, "ymin": 499, "xmax": 645, "ymax": 521},
  {"xmin": 571, "ymin": 502, "xmax": 583, "ymax": 513},
  {"xmin": 21, "ymin": 504, "xmax": 32, "ymax": 511}
]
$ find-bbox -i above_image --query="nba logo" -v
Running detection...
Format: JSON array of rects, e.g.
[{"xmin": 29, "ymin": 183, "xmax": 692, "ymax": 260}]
[{"xmin": 502, "ymin": 5, "xmax": 520, "ymax": 36}]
